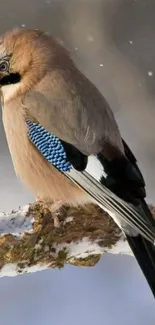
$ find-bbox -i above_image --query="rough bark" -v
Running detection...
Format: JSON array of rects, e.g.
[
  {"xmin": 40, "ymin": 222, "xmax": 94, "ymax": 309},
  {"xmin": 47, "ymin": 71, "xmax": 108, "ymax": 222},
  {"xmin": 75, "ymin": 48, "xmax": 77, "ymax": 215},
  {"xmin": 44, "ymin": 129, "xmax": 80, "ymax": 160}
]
[{"xmin": 1, "ymin": 202, "xmax": 154, "ymax": 277}]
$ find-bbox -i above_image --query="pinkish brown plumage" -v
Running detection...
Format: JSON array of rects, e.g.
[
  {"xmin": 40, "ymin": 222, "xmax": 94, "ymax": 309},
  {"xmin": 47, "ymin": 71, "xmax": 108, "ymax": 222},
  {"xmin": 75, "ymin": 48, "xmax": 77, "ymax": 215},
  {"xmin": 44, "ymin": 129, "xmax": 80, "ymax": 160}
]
[
  {"xmin": 0, "ymin": 27, "xmax": 123, "ymax": 210},
  {"xmin": 0, "ymin": 28, "xmax": 93, "ymax": 215},
  {"xmin": 1, "ymin": 28, "xmax": 155, "ymax": 296}
]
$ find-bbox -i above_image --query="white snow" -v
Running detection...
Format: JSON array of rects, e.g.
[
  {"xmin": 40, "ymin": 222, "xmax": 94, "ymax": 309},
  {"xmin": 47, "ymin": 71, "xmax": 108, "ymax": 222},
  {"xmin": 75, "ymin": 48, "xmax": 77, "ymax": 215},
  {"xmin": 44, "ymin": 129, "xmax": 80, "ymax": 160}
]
[
  {"xmin": 55, "ymin": 236, "xmax": 131, "ymax": 261},
  {"xmin": 0, "ymin": 236, "xmax": 132, "ymax": 277},
  {"xmin": 100, "ymin": 64, "xmax": 104, "ymax": 67},
  {"xmin": 35, "ymin": 243, "xmax": 42, "ymax": 250},
  {"xmin": 109, "ymin": 236, "xmax": 132, "ymax": 256},
  {"xmin": 87, "ymin": 35, "xmax": 94, "ymax": 42},
  {"xmin": 148, "ymin": 71, "xmax": 153, "ymax": 76},
  {"xmin": 0, "ymin": 205, "xmax": 34, "ymax": 237},
  {"xmin": 0, "ymin": 263, "xmax": 51, "ymax": 277},
  {"xmin": 25, "ymin": 264, "xmax": 51, "ymax": 273},
  {"xmin": 44, "ymin": 245, "xmax": 50, "ymax": 252},
  {"xmin": 35, "ymin": 239, "xmax": 44, "ymax": 250},
  {"xmin": 129, "ymin": 40, "xmax": 133, "ymax": 44},
  {"xmin": 66, "ymin": 237, "xmax": 104, "ymax": 259},
  {"xmin": 0, "ymin": 264, "xmax": 18, "ymax": 277},
  {"xmin": 65, "ymin": 217, "xmax": 74, "ymax": 223}
]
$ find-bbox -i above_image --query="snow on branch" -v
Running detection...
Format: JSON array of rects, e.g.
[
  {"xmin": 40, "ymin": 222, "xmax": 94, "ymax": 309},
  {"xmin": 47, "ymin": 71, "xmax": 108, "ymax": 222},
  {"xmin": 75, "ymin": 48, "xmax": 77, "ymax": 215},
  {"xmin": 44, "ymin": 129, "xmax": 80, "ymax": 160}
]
[{"xmin": 1, "ymin": 202, "xmax": 154, "ymax": 277}]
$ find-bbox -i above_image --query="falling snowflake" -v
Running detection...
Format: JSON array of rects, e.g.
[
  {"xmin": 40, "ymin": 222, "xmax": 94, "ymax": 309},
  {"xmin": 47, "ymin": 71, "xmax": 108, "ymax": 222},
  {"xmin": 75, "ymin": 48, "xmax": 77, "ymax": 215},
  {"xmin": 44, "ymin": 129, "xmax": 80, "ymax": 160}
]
[
  {"xmin": 148, "ymin": 71, "xmax": 153, "ymax": 76},
  {"xmin": 87, "ymin": 35, "xmax": 94, "ymax": 42}
]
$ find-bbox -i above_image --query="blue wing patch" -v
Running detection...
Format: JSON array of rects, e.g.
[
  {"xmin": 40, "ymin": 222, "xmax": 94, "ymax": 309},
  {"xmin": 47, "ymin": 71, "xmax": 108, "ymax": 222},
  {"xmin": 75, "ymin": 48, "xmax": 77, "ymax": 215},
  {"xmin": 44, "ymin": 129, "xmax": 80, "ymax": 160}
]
[{"xmin": 26, "ymin": 120, "xmax": 72, "ymax": 172}]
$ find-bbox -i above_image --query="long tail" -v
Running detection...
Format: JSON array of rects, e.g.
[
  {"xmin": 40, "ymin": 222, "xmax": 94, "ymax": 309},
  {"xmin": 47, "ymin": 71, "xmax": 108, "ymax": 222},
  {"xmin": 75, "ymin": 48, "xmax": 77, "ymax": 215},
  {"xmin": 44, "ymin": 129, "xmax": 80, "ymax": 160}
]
[
  {"xmin": 126, "ymin": 200, "xmax": 155, "ymax": 297},
  {"xmin": 120, "ymin": 140, "xmax": 155, "ymax": 297},
  {"xmin": 126, "ymin": 233, "xmax": 155, "ymax": 296},
  {"xmin": 67, "ymin": 163, "xmax": 155, "ymax": 296},
  {"xmin": 65, "ymin": 141, "xmax": 155, "ymax": 297}
]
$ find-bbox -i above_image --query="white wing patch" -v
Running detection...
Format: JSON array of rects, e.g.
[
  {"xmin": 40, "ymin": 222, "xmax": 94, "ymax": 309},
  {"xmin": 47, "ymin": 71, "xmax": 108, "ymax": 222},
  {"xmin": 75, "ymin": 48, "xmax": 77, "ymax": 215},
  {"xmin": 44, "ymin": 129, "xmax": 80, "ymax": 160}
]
[{"xmin": 85, "ymin": 155, "xmax": 107, "ymax": 181}]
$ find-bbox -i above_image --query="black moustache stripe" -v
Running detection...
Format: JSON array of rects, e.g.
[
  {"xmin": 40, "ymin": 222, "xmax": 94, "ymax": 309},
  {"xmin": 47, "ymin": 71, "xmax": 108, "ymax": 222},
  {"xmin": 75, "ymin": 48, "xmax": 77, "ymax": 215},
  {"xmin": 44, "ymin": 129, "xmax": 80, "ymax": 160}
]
[{"xmin": 0, "ymin": 73, "xmax": 21, "ymax": 86}]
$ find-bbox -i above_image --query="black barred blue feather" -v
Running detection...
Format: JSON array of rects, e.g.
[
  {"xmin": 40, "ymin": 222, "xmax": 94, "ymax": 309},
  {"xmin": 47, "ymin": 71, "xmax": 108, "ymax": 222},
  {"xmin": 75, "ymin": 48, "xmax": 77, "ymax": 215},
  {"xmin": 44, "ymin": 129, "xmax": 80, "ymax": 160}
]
[{"xmin": 26, "ymin": 120, "xmax": 72, "ymax": 172}]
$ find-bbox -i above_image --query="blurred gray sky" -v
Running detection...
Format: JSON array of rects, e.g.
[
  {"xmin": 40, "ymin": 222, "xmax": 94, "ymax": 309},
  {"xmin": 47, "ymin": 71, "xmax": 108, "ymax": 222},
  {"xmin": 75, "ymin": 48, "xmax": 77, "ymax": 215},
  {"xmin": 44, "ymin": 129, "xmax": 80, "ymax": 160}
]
[{"xmin": 0, "ymin": 0, "xmax": 155, "ymax": 324}]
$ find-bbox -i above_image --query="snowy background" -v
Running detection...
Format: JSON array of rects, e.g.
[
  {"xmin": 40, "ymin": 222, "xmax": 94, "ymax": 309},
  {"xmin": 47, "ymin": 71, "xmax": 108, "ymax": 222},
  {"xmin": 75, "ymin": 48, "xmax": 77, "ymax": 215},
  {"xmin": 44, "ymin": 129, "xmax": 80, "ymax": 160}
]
[{"xmin": 0, "ymin": 0, "xmax": 155, "ymax": 324}]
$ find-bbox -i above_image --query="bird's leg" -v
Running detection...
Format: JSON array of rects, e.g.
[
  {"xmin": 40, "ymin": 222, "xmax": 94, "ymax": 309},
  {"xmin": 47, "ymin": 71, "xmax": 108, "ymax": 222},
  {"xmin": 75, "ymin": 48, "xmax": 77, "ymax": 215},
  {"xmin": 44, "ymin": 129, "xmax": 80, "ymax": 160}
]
[{"xmin": 35, "ymin": 196, "xmax": 64, "ymax": 228}]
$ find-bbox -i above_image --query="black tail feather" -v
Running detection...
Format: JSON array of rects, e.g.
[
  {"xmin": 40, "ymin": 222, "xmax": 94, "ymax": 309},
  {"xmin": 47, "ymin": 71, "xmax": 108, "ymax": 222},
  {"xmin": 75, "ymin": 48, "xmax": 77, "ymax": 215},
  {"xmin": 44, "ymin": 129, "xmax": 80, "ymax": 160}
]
[
  {"xmin": 122, "ymin": 139, "xmax": 155, "ymax": 297},
  {"xmin": 127, "ymin": 199, "xmax": 155, "ymax": 298},
  {"xmin": 126, "ymin": 234, "xmax": 155, "ymax": 297},
  {"xmin": 99, "ymin": 139, "xmax": 155, "ymax": 297}
]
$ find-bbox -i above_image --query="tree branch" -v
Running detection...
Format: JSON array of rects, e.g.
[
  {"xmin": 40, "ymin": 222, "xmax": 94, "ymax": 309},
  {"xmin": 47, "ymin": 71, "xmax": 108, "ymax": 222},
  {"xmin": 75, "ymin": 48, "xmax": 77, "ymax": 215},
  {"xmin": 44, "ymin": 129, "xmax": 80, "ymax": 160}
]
[
  {"xmin": 0, "ymin": 201, "xmax": 137, "ymax": 277},
  {"xmin": 2, "ymin": 201, "xmax": 154, "ymax": 277}
]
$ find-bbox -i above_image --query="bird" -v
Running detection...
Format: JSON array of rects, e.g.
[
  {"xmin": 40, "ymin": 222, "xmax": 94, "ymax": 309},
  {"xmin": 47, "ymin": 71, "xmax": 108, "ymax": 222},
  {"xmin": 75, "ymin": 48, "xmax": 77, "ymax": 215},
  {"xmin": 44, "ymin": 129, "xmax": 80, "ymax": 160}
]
[{"xmin": 0, "ymin": 27, "xmax": 155, "ymax": 297}]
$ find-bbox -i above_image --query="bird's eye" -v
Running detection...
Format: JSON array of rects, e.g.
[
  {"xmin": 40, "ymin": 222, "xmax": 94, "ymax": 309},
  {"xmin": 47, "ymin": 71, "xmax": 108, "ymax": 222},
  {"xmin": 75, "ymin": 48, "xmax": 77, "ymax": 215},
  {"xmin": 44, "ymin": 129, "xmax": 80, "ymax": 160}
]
[{"xmin": 0, "ymin": 61, "xmax": 8, "ymax": 72}]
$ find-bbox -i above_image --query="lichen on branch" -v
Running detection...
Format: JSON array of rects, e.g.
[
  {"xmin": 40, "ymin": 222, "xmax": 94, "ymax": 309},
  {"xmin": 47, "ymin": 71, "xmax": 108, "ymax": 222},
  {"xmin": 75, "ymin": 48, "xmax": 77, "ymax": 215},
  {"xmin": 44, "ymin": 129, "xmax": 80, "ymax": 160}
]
[{"xmin": 0, "ymin": 201, "xmax": 140, "ymax": 277}]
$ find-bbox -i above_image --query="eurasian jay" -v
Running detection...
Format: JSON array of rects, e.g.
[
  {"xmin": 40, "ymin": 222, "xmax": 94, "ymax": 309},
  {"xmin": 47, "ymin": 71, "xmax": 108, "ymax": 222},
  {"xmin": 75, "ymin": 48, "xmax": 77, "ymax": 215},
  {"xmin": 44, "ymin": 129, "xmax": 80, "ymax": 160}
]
[{"xmin": 0, "ymin": 28, "xmax": 155, "ymax": 297}]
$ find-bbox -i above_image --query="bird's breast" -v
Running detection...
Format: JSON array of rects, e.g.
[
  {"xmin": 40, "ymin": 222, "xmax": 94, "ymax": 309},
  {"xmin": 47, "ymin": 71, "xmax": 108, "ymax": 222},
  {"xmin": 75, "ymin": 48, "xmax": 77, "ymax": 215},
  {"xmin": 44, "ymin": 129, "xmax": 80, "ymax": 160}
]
[
  {"xmin": 2, "ymin": 101, "xmax": 29, "ymax": 174},
  {"xmin": 2, "ymin": 101, "xmax": 89, "ymax": 205}
]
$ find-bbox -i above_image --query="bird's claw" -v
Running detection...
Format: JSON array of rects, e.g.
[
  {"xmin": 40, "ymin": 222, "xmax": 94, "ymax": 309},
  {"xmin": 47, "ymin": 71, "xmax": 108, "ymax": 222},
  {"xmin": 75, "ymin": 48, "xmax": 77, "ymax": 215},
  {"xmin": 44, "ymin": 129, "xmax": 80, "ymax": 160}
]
[{"xmin": 35, "ymin": 197, "xmax": 64, "ymax": 228}]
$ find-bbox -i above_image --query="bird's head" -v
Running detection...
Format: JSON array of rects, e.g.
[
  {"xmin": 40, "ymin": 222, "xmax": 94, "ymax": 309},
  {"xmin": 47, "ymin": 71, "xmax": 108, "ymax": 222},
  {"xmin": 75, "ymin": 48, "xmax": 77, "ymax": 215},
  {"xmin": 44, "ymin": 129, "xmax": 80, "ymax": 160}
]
[{"xmin": 0, "ymin": 27, "xmax": 69, "ymax": 103}]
